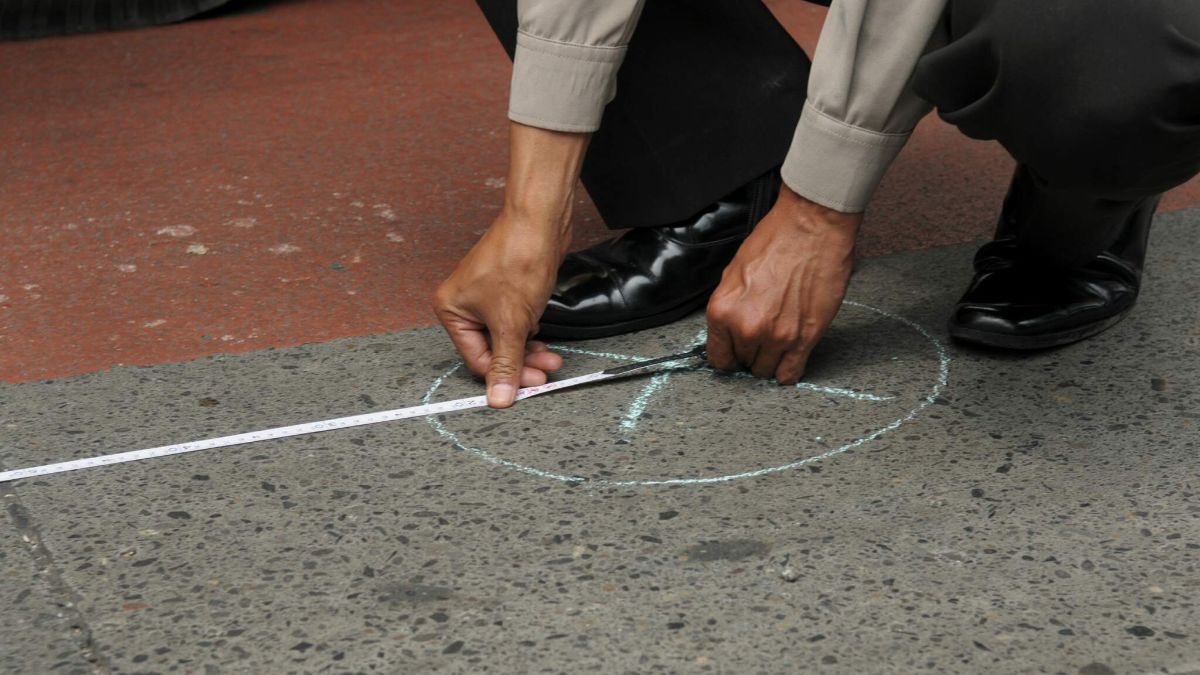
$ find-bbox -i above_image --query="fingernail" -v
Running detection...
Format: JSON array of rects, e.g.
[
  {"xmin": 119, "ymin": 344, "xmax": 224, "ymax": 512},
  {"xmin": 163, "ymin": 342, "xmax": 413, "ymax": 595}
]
[{"xmin": 489, "ymin": 383, "xmax": 514, "ymax": 407}]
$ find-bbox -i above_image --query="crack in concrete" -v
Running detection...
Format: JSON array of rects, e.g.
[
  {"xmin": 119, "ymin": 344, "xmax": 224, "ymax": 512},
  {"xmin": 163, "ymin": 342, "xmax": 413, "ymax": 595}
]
[{"xmin": 3, "ymin": 485, "xmax": 112, "ymax": 674}]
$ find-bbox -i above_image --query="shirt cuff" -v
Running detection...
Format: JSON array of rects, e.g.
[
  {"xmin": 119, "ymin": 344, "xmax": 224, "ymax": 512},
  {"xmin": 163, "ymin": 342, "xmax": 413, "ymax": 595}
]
[
  {"xmin": 507, "ymin": 30, "xmax": 626, "ymax": 133},
  {"xmin": 780, "ymin": 102, "xmax": 912, "ymax": 213}
]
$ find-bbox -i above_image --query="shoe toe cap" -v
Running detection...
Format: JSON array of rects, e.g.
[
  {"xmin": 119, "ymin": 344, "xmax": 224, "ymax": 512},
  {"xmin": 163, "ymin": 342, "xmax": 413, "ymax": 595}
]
[
  {"xmin": 543, "ymin": 259, "xmax": 627, "ymax": 321},
  {"xmin": 950, "ymin": 304, "xmax": 1023, "ymax": 337}
]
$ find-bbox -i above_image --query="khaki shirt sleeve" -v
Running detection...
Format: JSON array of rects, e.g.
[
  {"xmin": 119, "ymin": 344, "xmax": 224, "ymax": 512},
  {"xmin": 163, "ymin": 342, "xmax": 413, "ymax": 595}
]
[
  {"xmin": 781, "ymin": 0, "xmax": 949, "ymax": 213},
  {"xmin": 508, "ymin": 0, "xmax": 646, "ymax": 133}
]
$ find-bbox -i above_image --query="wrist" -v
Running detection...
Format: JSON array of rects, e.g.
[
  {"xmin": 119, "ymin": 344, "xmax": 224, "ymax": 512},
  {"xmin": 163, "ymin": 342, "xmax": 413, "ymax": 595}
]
[
  {"xmin": 502, "ymin": 184, "xmax": 576, "ymax": 237},
  {"xmin": 502, "ymin": 122, "xmax": 590, "ymax": 239},
  {"xmin": 494, "ymin": 204, "xmax": 574, "ymax": 264},
  {"xmin": 774, "ymin": 184, "xmax": 863, "ymax": 244}
]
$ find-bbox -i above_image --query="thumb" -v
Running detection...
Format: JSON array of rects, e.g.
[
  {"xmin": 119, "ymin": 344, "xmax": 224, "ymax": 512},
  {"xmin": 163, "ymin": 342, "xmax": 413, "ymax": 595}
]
[{"xmin": 485, "ymin": 317, "xmax": 529, "ymax": 409}]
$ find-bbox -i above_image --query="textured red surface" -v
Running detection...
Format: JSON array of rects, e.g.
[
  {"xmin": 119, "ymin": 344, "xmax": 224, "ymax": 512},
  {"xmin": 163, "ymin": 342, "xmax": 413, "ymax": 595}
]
[{"xmin": 1, "ymin": 0, "xmax": 1197, "ymax": 383}]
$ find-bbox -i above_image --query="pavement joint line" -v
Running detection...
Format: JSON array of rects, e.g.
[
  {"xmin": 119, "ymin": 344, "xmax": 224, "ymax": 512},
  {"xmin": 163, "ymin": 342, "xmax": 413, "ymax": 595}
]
[{"xmin": 3, "ymin": 484, "xmax": 111, "ymax": 673}]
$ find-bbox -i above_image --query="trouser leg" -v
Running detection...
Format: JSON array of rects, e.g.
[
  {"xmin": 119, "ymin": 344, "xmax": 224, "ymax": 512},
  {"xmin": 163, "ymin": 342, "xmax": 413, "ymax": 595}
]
[
  {"xmin": 474, "ymin": 0, "xmax": 810, "ymax": 229},
  {"xmin": 913, "ymin": 0, "xmax": 1200, "ymax": 267}
]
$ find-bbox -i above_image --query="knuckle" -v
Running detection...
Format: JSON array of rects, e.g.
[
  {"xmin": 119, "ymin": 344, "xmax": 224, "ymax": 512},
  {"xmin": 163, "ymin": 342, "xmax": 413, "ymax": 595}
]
[
  {"xmin": 489, "ymin": 358, "xmax": 520, "ymax": 378},
  {"xmin": 799, "ymin": 317, "xmax": 825, "ymax": 342},
  {"xmin": 490, "ymin": 350, "xmax": 519, "ymax": 365},
  {"xmin": 739, "ymin": 319, "xmax": 769, "ymax": 341},
  {"xmin": 770, "ymin": 326, "xmax": 799, "ymax": 346},
  {"xmin": 430, "ymin": 288, "xmax": 448, "ymax": 312},
  {"xmin": 707, "ymin": 295, "xmax": 735, "ymax": 318},
  {"xmin": 431, "ymin": 285, "xmax": 457, "ymax": 314},
  {"xmin": 492, "ymin": 304, "xmax": 534, "ymax": 331}
]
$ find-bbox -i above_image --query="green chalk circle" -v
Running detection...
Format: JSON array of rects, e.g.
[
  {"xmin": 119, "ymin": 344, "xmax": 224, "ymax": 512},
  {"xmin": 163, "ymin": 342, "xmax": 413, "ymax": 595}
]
[{"xmin": 423, "ymin": 300, "xmax": 951, "ymax": 487}]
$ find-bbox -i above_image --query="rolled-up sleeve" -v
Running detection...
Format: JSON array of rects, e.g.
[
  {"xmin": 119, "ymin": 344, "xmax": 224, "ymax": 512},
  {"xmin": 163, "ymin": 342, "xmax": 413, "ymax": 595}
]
[
  {"xmin": 508, "ymin": 0, "xmax": 645, "ymax": 133},
  {"xmin": 781, "ymin": 0, "xmax": 949, "ymax": 212}
]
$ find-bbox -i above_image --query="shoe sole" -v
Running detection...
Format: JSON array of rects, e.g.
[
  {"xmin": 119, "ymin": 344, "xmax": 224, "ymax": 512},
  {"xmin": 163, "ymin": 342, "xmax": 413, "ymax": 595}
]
[
  {"xmin": 536, "ymin": 291, "xmax": 713, "ymax": 340},
  {"xmin": 947, "ymin": 308, "xmax": 1132, "ymax": 350}
]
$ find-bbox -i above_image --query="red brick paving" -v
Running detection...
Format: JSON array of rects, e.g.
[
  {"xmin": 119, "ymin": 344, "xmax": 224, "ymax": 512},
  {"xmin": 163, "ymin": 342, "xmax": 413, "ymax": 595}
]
[{"xmin": 1, "ymin": 0, "xmax": 1196, "ymax": 383}]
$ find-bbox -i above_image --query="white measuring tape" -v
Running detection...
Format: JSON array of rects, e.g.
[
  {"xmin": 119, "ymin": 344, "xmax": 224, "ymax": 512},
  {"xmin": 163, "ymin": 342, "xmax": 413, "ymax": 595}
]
[{"xmin": 0, "ymin": 347, "xmax": 706, "ymax": 484}]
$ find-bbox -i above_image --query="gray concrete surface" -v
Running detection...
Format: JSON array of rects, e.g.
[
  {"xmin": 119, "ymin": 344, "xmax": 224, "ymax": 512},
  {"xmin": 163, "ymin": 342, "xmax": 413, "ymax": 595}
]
[
  {"xmin": 0, "ymin": 510, "xmax": 95, "ymax": 673},
  {"xmin": 2, "ymin": 210, "xmax": 1200, "ymax": 674}
]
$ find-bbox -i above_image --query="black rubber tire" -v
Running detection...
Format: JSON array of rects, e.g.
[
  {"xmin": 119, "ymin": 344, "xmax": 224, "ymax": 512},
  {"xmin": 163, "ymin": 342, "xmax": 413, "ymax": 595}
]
[{"xmin": 1, "ymin": 0, "xmax": 233, "ymax": 40}]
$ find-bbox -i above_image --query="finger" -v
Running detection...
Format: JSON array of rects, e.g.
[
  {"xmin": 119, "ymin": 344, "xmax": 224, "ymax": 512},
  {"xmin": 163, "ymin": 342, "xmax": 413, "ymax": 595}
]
[
  {"xmin": 484, "ymin": 316, "xmax": 529, "ymax": 409},
  {"xmin": 750, "ymin": 343, "xmax": 787, "ymax": 380},
  {"xmin": 524, "ymin": 349, "xmax": 563, "ymax": 373},
  {"xmin": 441, "ymin": 316, "xmax": 492, "ymax": 378},
  {"xmin": 705, "ymin": 318, "xmax": 739, "ymax": 372},
  {"xmin": 520, "ymin": 366, "xmax": 548, "ymax": 387},
  {"xmin": 777, "ymin": 304, "xmax": 841, "ymax": 384},
  {"xmin": 733, "ymin": 336, "xmax": 760, "ymax": 372},
  {"xmin": 525, "ymin": 341, "xmax": 550, "ymax": 354},
  {"xmin": 775, "ymin": 345, "xmax": 813, "ymax": 385}
]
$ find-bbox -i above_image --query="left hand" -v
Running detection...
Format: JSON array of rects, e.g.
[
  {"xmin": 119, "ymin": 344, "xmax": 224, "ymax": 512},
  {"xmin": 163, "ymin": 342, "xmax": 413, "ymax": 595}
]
[{"xmin": 705, "ymin": 185, "xmax": 863, "ymax": 384}]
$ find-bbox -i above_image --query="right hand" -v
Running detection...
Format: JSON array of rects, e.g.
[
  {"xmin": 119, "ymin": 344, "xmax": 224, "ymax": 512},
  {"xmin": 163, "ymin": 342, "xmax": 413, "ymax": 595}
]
[
  {"xmin": 705, "ymin": 186, "xmax": 860, "ymax": 384},
  {"xmin": 432, "ymin": 211, "xmax": 567, "ymax": 408},
  {"xmin": 432, "ymin": 122, "xmax": 590, "ymax": 408}
]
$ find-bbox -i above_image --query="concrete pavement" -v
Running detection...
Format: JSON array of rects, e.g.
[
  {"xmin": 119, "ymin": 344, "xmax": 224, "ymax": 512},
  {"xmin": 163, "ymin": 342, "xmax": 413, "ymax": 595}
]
[{"xmin": 2, "ymin": 210, "xmax": 1199, "ymax": 673}]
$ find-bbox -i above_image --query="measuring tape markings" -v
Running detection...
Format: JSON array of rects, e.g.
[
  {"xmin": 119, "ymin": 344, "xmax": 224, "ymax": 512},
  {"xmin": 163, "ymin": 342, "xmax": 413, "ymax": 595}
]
[
  {"xmin": 0, "ymin": 371, "xmax": 612, "ymax": 484},
  {"xmin": 0, "ymin": 302, "xmax": 948, "ymax": 485}
]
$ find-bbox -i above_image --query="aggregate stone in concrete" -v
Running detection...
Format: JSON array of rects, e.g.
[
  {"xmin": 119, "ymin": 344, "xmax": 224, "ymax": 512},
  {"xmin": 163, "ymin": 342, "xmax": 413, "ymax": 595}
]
[
  {"xmin": 2, "ymin": 210, "xmax": 1200, "ymax": 673},
  {"xmin": 0, "ymin": 512, "xmax": 95, "ymax": 673}
]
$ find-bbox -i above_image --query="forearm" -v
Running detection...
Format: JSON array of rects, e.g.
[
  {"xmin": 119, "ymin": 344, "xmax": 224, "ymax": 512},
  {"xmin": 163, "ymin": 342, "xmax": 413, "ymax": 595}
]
[{"xmin": 501, "ymin": 121, "xmax": 591, "ymax": 257}]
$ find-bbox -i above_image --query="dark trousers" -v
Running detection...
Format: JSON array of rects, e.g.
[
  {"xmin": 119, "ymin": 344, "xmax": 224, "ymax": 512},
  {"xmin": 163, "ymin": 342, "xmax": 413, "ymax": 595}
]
[
  {"xmin": 477, "ymin": 1, "xmax": 1200, "ymax": 262},
  {"xmin": 918, "ymin": 0, "xmax": 1200, "ymax": 265},
  {"xmin": 475, "ymin": 0, "xmax": 811, "ymax": 229}
]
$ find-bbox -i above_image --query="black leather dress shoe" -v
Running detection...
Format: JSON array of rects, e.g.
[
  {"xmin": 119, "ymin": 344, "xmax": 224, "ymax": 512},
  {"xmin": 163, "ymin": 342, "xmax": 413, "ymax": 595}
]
[
  {"xmin": 537, "ymin": 171, "xmax": 780, "ymax": 339},
  {"xmin": 949, "ymin": 167, "xmax": 1160, "ymax": 350}
]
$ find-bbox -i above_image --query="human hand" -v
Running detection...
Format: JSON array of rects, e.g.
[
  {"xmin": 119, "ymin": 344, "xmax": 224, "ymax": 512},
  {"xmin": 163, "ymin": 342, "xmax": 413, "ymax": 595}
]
[
  {"xmin": 432, "ymin": 213, "xmax": 567, "ymax": 408},
  {"xmin": 705, "ymin": 185, "xmax": 863, "ymax": 384},
  {"xmin": 432, "ymin": 122, "xmax": 589, "ymax": 408}
]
